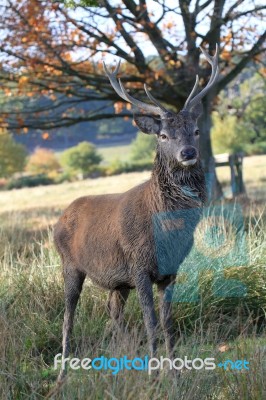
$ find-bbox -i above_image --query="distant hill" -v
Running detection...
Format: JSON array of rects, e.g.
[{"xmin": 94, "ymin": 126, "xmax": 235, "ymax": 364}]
[
  {"xmin": 13, "ymin": 98, "xmax": 138, "ymax": 152},
  {"xmin": 15, "ymin": 116, "xmax": 137, "ymax": 152}
]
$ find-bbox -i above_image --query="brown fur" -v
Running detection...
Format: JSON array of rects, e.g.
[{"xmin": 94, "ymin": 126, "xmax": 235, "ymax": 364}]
[
  {"xmin": 54, "ymin": 54, "xmax": 219, "ymax": 377},
  {"xmin": 54, "ymin": 118, "xmax": 206, "ymax": 381}
]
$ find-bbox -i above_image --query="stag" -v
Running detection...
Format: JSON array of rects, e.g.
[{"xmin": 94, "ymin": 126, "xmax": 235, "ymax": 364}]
[{"xmin": 54, "ymin": 45, "xmax": 219, "ymax": 379}]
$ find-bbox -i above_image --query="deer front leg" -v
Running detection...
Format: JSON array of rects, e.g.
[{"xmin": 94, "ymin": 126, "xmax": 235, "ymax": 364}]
[
  {"xmin": 157, "ymin": 276, "xmax": 176, "ymax": 358},
  {"xmin": 135, "ymin": 273, "xmax": 158, "ymax": 357}
]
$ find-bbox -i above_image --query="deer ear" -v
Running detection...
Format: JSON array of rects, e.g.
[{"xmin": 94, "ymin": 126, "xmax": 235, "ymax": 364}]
[
  {"xmin": 190, "ymin": 103, "xmax": 203, "ymax": 120},
  {"xmin": 133, "ymin": 114, "xmax": 161, "ymax": 135}
]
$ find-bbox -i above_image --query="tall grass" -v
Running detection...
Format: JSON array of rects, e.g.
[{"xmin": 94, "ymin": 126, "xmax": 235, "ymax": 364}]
[
  {"xmin": 0, "ymin": 153, "xmax": 266, "ymax": 400},
  {"xmin": 0, "ymin": 192, "xmax": 265, "ymax": 399}
]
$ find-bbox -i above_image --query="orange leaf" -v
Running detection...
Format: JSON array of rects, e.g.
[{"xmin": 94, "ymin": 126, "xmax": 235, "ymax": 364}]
[
  {"xmin": 18, "ymin": 76, "xmax": 29, "ymax": 86},
  {"xmin": 114, "ymin": 101, "xmax": 124, "ymax": 114},
  {"xmin": 42, "ymin": 132, "xmax": 49, "ymax": 140}
]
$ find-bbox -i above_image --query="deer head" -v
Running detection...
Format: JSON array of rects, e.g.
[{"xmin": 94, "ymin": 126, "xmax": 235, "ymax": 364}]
[{"xmin": 103, "ymin": 45, "xmax": 219, "ymax": 169}]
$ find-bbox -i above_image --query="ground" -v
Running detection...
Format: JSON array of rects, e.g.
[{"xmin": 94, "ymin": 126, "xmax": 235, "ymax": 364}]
[{"xmin": 0, "ymin": 155, "xmax": 265, "ymax": 399}]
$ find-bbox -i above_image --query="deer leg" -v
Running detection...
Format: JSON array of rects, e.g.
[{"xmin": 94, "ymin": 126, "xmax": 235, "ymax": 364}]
[
  {"xmin": 157, "ymin": 276, "xmax": 176, "ymax": 358},
  {"xmin": 107, "ymin": 287, "xmax": 130, "ymax": 330},
  {"xmin": 135, "ymin": 273, "xmax": 158, "ymax": 357},
  {"xmin": 57, "ymin": 267, "xmax": 85, "ymax": 382}
]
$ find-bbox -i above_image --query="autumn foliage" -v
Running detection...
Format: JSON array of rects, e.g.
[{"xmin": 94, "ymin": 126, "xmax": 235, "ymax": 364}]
[
  {"xmin": 26, "ymin": 148, "xmax": 61, "ymax": 175},
  {"xmin": 0, "ymin": 0, "xmax": 265, "ymax": 132}
]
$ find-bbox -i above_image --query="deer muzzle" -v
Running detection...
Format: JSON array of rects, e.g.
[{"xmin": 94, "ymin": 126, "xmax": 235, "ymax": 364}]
[{"xmin": 180, "ymin": 146, "xmax": 198, "ymax": 166}]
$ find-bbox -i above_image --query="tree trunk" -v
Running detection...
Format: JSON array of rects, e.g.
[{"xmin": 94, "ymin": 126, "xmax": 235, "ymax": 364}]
[{"xmin": 199, "ymin": 98, "xmax": 223, "ymax": 202}]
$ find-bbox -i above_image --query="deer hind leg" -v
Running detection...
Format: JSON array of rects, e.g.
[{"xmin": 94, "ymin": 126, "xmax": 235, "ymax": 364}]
[
  {"xmin": 107, "ymin": 287, "xmax": 130, "ymax": 330},
  {"xmin": 57, "ymin": 266, "xmax": 85, "ymax": 382},
  {"xmin": 157, "ymin": 276, "xmax": 176, "ymax": 358}
]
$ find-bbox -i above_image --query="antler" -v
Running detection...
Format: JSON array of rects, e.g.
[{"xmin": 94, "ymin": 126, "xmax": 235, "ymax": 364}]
[
  {"xmin": 183, "ymin": 44, "xmax": 219, "ymax": 111},
  {"xmin": 104, "ymin": 45, "xmax": 219, "ymax": 116},
  {"xmin": 103, "ymin": 60, "xmax": 168, "ymax": 116}
]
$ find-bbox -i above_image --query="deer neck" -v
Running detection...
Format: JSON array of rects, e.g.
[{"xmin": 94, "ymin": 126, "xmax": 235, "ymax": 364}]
[{"xmin": 150, "ymin": 151, "xmax": 207, "ymax": 211}]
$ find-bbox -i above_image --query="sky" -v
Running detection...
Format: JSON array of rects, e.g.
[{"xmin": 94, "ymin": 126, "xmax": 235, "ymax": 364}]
[{"xmin": 68, "ymin": 0, "xmax": 265, "ymax": 63}]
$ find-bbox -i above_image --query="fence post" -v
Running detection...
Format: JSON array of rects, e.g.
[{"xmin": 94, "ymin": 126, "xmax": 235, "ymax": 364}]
[{"xmin": 235, "ymin": 153, "xmax": 246, "ymax": 195}]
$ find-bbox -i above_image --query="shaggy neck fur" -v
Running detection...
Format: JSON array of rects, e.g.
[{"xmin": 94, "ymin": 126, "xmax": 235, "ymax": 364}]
[{"xmin": 150, "ymin": 148, "xmax": 207, "ymax": 211}]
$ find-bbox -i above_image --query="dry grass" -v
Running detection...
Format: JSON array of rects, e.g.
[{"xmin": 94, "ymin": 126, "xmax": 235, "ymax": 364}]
[
  {"xmin": 0, "ymin": 155, "xmax": 265, "ymax": 399},
  {"xmin": 216, "ymin": 155, "xmax": 266, "ymax": 200},
  {"xmin": 1, "ymin": 155, "xmax": 265, "ymax": 215},
  {"xmin": 0, "ymin": 171, "xmax": 150, "ymax": 213}
]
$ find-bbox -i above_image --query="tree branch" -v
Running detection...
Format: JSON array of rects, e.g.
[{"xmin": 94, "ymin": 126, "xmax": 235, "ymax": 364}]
[{"xmin": 217, "ymin": 30, "xmax": 266, "ymax": 93}]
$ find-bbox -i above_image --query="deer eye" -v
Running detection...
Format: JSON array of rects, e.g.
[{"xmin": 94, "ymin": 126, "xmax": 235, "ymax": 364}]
[
  {"xmin": 194, "ymin": 129, "xmax": 200, "ymax": 136},
  {"xmin": 160, "ymin": 134, "xmax": 168, "ymax": 141}
]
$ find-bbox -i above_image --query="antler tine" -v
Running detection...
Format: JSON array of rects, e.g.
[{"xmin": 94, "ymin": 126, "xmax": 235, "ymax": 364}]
[
  {"xmin": 183, "ymin": 44, "xmax": 219, "ymax": 111},
  {"xmin": 144, "ymin": 84, "xmax": 168, "ymax": 113},
  {"xmin": 199, "ymin": 43, "xmax": 219, "ymax": 85},
  {"xmin": 103, "ymin": 59, "xmax": 167, "ymax": 116},
  {"xmin": 183, "ymin": 75, "xmax": 199, "ymax": 110},
  {"xmin": 103, "ymin": 60, "xmax": 129, "ymax": 102},
  {"xmin": 118, "ymin": 79, "xmax": 165, "ymax": 116}
]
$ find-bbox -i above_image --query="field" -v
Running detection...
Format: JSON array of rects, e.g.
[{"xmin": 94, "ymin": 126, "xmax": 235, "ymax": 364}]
[
  {"xmin": 0, "ymin": 155, "xmax": 266, "ymax": 399},
  {"xmin": 98, "ymin": 144, "xmax": 132, "ymax": 164}
]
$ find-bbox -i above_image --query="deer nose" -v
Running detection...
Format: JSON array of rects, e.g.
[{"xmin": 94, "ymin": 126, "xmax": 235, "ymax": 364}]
[{"xmin": 180, "ymin": 146, "xmax": 197, "ymax": 160}]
